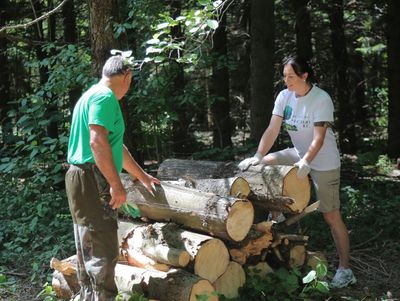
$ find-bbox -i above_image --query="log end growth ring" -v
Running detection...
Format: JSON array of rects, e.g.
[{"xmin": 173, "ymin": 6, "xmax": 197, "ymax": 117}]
[
  {"xmin": 189, "ymin": 279, "xmax": 218, "ymax": 301},
  {"xmin": 226, "ymin": 200, "xmax": 254, "ymax": 242},
  {"xmin": 283, "ymin": 168, "xmax": 311, "ymax": 212},
  {"xmin": 194, "ymin": 239, "xmax": 229, "ymax": 283}
]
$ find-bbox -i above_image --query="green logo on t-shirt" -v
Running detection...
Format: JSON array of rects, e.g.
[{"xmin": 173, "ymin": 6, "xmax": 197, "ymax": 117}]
[{"xmin": 283, "ymin": 105, "xmax": 292, "ymax": 120}]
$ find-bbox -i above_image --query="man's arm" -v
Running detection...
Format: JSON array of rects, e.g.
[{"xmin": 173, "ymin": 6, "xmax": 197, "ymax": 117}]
[
  {"xmin": 89, "ymin": 124, "xmax": 126, "ymax": 209},
  {"xmin": 122, "ymin": 145, "xmax": 160, "ymax": 192}
]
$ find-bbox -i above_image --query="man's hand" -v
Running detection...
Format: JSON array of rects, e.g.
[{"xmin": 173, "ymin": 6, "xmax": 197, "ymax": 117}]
[
  {"xmin": 238, "ymin": 153, "xmax": 263, "ymax": 171},
  {"xmin": 109, "ymin": 184, "xmax": 127, "ymax": 209},
  {"xmin": 294, "ymin": 158, "xmax": 311, "ymax": 179},
  {"xmin": 139, "ymin": 172, "xmax": 160, "ymax": 195}
]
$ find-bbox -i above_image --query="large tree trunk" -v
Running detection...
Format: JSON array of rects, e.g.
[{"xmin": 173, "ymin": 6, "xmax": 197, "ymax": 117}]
[
  {"xmin": 62, "ymin": 0, "xmax": 82, "ymax": 114},
  {"xmin": 328, "ymin": 0, "xmax": 355, "ymax": 153},
  {"xmin": 120, "ymin": 174, "xmax": 254, "ymax": 242},
  {"xmin": 157, "ymin": 159, "xmax": 239, "ymax": 180},
  {"xmin": 290, "ymin": 0, "xmax": 313, "ymax": 60},
  {"xmin": 168, "ymin": 0, "xmax": 195, "ymax": 156},
  {"xmin": 88, "ymin": 0, "xmax": 119, "ymax": 76},
  {"xmin": 387, "ymin": 0, "xmax": 400, "ymax": 158},
  {"xmin": 249, "ymin": 0, "xmax": 275, "ymax": 141},
  {"xmin": 211, "ymin": 10, "xmax": 232, "ymax": 149},
  {"xmin": 0, "ymin": 0, "xmax": 12, "ymax": 148},
  {"xmin": 166, "ymin": 177, "xmax": 251, "ymax": 199}
]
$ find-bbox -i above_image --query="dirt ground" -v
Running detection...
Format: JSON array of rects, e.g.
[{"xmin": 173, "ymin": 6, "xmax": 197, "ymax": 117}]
[{"xmin": 325, "ymin": 240, "xmax": 400, "ymax": 301}]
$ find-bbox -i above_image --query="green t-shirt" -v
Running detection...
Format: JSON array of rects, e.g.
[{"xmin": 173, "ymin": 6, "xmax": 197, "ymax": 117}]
[{"xmin": 67, "ymin": 84, "xmax": 125, "ymax": 173}]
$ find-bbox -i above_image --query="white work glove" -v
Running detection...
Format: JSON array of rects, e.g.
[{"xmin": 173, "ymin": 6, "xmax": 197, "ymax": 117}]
[
  {"xmin": 294, "ymin": 158, "xmax": 311, "ymax": 179},
  {"xmin": 238, "ymin": 152, "xmax": 263, "ymax": 171}
]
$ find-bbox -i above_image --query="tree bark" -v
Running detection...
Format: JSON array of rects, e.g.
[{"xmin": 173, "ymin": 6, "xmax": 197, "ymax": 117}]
[
  {"xmin": 119, "ymin": 221, "xmax": 230, "ymax": 281},
  {"xmin": 157, "ymin": 159, "xmax": 239, "ymax": 180},
  {"xmin": 168, "ymin": 0, "xmax": 195, "ymax": 156},
  {"xmin": 211, "ymin": 10, "xmax": 232, "ymax": 149},
  {"xmin": 88, "ymin": 0, "xmax": 119, "ymax": 76},
  {"xmin": 290, "ymin": 0, "xmax": 313, "ymax": 61},
  {"xmin": 328, "ymin": 0, "xmax": 355, "ymax": 153},
  {"xmin": 387, "ymin": 0, "xmax": 400, "ymax": 158},
  {"xmin": 228, "ymin": 222, "xmax": 273, "ymax": 265},
  {"xmin": 249, "ymin": 0, "xmax": 275, "ymax": 141},
  {"xmin": 237, "ymin": 165, "xmax": 311, "ymax": 214},
  {"xmin": 0, "ymin": 0, "xmax": 12, "ymax": 148},
  {"xmin": 62, "ymin": 0, "xmax": 82, "ymax": 114},
  {"xmin": 51, "ymin": 256, "xmax": 218, "ymax": 301},
  {"xmin": 166, "ymin": 176, "xmax": 251, "ymax": 199},
  {"xmin": 120, "ymin": 174, "xmax": 254, "ymax": 242}
]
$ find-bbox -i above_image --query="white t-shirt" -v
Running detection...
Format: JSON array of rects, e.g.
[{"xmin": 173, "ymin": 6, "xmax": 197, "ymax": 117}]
[{"xmin": 272, "ymin": 85, "xmax": 340, "ymax": 171}]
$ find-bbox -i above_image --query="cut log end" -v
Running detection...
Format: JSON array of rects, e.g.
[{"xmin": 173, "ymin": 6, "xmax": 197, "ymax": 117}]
[
  {"xmin": 194, "ymin": 239, "xmax": 229, "ymax": 282},
  {"xmin": 213, "ymin": 261, "xmax": 245, "ymax": 299},
  {"xmin": 178, "ymin": 251, "xmax": 191, "ymax": 267},
  {"xmin": 289, "ymin": 245, "xmax": 306, "ymax": 268},
  {"xmin": 190, "ymin": 279, "xmax": 218, "ymax": 301},
  {"xmin": 226, "ymin": 200, "xmax": 254, "ymax": 241},
  {"xmin": 230, "ymin": 177, "xmax": 251, "ymax": 198},
  {"xmin": 283, "ymin": 168, "xmax": 311, "ymax": 212}
]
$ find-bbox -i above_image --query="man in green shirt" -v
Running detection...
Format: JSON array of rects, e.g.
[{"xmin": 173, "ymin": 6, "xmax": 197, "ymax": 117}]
[{"xmin": 66, "ymin": 55, "xmax": 160, "ymax": 300}]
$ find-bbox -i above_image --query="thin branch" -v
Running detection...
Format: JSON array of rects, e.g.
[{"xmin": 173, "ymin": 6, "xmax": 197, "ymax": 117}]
[{"xmin": 0, "ymin": 0, "xmax": 69, "ymax": 34}]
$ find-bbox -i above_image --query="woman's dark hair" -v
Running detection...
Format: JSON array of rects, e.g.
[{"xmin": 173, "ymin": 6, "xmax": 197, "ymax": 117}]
[{"xmin": 282, "ymin": 56, "xmax": 314, "ymax": 83}]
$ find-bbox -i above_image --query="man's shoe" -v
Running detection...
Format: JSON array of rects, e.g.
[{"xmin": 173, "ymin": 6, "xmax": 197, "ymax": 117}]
[{"xmin": 330, "ymin": 268, "xmax": 357, "ymax": 288}]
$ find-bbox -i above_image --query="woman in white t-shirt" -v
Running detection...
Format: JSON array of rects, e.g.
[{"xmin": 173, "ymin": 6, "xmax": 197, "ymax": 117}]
[{"xmin": 238, "ymin": 56, "xmax": 356, "ymax": 289}]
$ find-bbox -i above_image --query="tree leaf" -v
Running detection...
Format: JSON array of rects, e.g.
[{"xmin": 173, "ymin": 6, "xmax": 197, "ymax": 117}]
[
  {"xmin": 206, "ymin": 19, "xmax": 219, "ymax": 29},
  {"xmin": 302, "ymin": 270, "xmax": 316, "ymax": 284}
]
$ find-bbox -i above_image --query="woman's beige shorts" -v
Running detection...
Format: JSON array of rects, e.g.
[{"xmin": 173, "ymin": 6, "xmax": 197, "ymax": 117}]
[{"xmin": 269, "ymin": 147, "xmax": 340, "ymax": 213}]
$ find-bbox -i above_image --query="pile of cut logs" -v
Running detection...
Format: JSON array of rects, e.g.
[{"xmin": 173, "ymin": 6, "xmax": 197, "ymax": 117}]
[{"xmin": 51, "ymin": 159, "xmax": 325, "ymax": 301}]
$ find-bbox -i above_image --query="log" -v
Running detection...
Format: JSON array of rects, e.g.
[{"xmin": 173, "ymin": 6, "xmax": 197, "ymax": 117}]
[
  {"xmin": 120, "ymin": 174, "xmax": 254, "ymax": 242},
  {"xmin": 51, "ymin": 256, "xmax": 218, "ymax": 301},
  {"xmin": 213, "ymin": 262, "xmax": 245, "ymax": 299},
  {"xmin": 125, "ymin": 249, "xmax": 170, "ymax": 272},
  {"xmin": 247, "ymin": 262, "xmax": 274, "ymax": 278},
  {"xmin": 229, "ymin": 222, "xmax": 274, "ymax": 265},
  {"xmin": 288, "ymin": 245, "xmax": 306, "ymax": 268},
  {"xmin": 166, "ymin": 176, "xmax": 251, "ymax": 198},
  {"xmin": 157, "ymin": 158, "xmax": 239, "ymax": 180},
  {"xmin": 237, "ymin": 165, "xmax": 311, "ymax": 214},
  {"xmin": 306, "ymin": 251, "xmax": 328, "ymax": 270},
  {"xmin": 118, "ymin": 220, "xmax": 191, "ymax": 269},
  {"xmin": 156, "ymin": 159, "xmax": 311, "ymax": 214},
  {"xmin": 120, "ymin": 221, "xmax": 230, "ymax": 283},
  {"xmin": 51, "ymin": 270, "xmax": 79, "ymax": 300}
]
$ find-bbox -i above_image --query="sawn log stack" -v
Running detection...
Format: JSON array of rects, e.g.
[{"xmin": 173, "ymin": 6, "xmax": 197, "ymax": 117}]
[{"xmin": 52, "ymin": 159, "xmax": 318, "ymax": 300}]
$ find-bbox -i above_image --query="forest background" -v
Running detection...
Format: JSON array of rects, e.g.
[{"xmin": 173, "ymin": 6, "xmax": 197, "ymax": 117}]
[{"xmin": 0, "ymin": 0, "xmax": 399, "ymax": 300}]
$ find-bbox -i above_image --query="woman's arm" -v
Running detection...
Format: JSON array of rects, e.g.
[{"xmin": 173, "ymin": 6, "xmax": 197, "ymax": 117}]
[
  {"xmin": 303, "ymin": 124, "xmax": 328, "ymax": 163},
  {"xmin": 257, "ymin": 115, "xmax": 283, "ymax": 156}
]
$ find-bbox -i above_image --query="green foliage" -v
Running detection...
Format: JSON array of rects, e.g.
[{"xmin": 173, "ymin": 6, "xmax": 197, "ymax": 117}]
[
  {"xmin": 0, "ymin": 43, "xmax": 92, "ymax": 188},
  {"xmin": 300, "ymin": 263, "xmax": 330, "ymax": 299},
  {"xmin": 375, "ymin": 154, "xmax": 393, "ymax": 175},
  {"xmin": 239, "ymin": 267, "xmax": 301, "ymax": 301},
  {"xmin": 36, "ymin": 282, "xmax": 59, "ymax": 301},
  {"xmin": 0, "ymin": 175, "xmax": 74, "ymax": 283},
  {"xmin": 143, "ymin": 0, "xmax": 223, "ymax": 65},
  {"xmin": 0, "ymin": 272, "xmax": 18, "ymax": 299}
]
